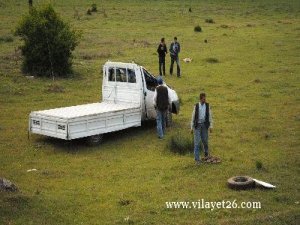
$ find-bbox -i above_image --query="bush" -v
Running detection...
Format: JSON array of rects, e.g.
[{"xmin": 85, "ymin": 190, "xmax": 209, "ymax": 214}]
[
  {"xmin": 15, "ymin": 4, "xmax": 80, "ymax": 77},
  {"xmin": 87, "ymin": 8, "xmax": 92, "ymax": 15},
  {"xmin": 91, "ymin": 4, "xmax": 97, "ymax": 12},
  {"xmin": 168, "ymin": 133, "xmax": 193, "ymax": 155},
  {"xmin": 205, "ymin": 18, "xmax": 215, "ymax": 23},
  {"xmin": 194, "ymin": 25, "xmax": 202, "ymax": 32},
  {"xmin": 255, "ymin": 161, "xmax": 263, "ymax": 170}
]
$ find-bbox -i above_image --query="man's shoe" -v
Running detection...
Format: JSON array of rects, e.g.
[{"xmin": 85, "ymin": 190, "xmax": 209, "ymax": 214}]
[{"xmin": 195, "ymin": 160, "xmax": 201, "ymax": 166}]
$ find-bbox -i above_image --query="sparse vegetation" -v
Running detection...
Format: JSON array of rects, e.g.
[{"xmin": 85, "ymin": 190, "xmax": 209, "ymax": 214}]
[
  {"xmin": 220, "ymin": 24, "xmax": 229, "ymax": 28},
  {"xmin": 168, "ymin": 133, "xmax": 193, "ymax": 155},
  {"xmin": 45, "ymin": 83, "xmax": 65, "ymax": 93},
  {"xmin": 0, "ymin": 35, "xmax": 14, "ymax": 43}
]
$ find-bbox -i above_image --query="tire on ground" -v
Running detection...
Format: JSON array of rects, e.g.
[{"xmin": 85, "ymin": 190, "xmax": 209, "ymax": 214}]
[
  {"xmin": 166, "ymin": 110, "xmax": 172, "ymax": 127},
  {"xmin": 227, "ymin": 176, "xmax": 255, "ymax": 190},
  {"xmin": 86, "ymin": 134, "xmax": 103, "ymax": 146}
]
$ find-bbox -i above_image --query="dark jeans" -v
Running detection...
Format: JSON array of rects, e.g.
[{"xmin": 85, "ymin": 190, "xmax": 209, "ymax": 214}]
[
  {"xmin": 159, "ymin": 56, "xmax": 166, "ymax": 76},
  {"xmin": 170, "ymin": 56, "xmax": 181, "ymax": 77}
]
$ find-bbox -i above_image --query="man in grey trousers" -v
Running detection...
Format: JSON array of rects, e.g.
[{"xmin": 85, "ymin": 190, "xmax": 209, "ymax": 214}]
[
  {"xmin": 190, "ymin": 93, "xmax": 213, "ymax": 165},
  {"xmin": 169, "ymin": 37, "xmax": 181, "ymax": 77}
]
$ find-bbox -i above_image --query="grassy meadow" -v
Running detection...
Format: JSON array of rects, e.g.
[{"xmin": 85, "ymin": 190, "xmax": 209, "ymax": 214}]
[{"xmin": 0, "ymin": 0, "xmax": 299, "ymax": 224}]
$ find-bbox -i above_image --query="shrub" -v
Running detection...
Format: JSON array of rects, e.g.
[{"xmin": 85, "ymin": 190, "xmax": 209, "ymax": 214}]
[
  {"xmin": 205, "ymin": 18, "xmax": 215, "ymax": 23},
  {"xmin": 194, "ymin": 25, "xmax": 202, "ymax": 32},
  {"xmin": 15, "ymin": 4, "xmax": 80, "ymax": 77},
  {"xmin": 168, "ymin": 133, "xmax": 193, "ymax": 155},
  {"xmin": 255, "ymin": 161, "xmax": 263, "ymax": 170},
  {"xmin": 87, "ymin": 8, "xmax": 92, "ymax": 15},
  {"xmin": 91, "ymin": 4, "xmax": 97, "ymax": 12}
]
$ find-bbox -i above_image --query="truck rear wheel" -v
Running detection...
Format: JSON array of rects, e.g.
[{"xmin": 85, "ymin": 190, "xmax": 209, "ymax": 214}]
[
  {"xmin": 87, "ymin": 134, "xmax": 103, "ymax": 146},
  {"xmin": 166, "ymin": 110, "xmax": 172, "ymax": 127}
]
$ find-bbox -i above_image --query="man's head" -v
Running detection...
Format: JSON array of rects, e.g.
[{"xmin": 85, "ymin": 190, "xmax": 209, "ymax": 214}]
[
  {"xmin": 174, "ymin": 37, "xmax": 177, "ymax": 43},
  {"xmin": 161, "ymin": 38, "xmax": 165, "ymax": 43},
  {"xmin": 157, "ymin": 77, "xmax": 163, "ymax": 85},
  {"xmin": 199, "ymin": 93, "xmax": 206, "ymax": 104}
]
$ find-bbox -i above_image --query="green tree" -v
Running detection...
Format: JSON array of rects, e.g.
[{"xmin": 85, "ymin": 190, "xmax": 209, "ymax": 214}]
[{"xmin": 15, "ymin": 4, "xmax": 80, "ymax": 77}]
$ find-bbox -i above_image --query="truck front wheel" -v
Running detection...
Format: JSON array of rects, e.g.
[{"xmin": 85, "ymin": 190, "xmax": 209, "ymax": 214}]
[
  {"xmin": 87, "ymin": 134, "xmax": 103, "ymax": 146},
  {"xmin": 166, "ymin": 110, "xmax": 172, "ymax": 127}
]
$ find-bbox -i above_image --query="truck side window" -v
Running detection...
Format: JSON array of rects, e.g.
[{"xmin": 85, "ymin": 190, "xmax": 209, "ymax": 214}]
[
  {"xmin": 128, "ymin": 69, "xmax": 136, "ymax": 83},
  {"xmin": 108, "ymin": 68, "xmax": 115, "ymax": 82},
  {"xmin": 116, "ymin": 68, "xmax": 127, "ymax": 82},
  {"xmin": 143, "ymin": 69, "xmax": 157, "ymax": 91}
]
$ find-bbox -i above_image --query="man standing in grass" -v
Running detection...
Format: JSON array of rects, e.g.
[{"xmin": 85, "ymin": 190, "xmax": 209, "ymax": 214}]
[
  {"xmin": 157, "ymin": 38, "xmax": 167, "ymax": 76},
  {"xmin": 190, "ymin": 93, "xmax": 213, "ymax": 165},
  {"xmin": 153, "ymin": 77, "xmax": 171, "ymax": 139},
  {"xmin": 169, "ymin": 37, "xmax": 181, "ymax": 77}
]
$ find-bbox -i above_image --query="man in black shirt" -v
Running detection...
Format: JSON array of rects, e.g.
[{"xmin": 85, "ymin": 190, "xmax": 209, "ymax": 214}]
[{"xmin": 157, "ymin": 38, "xmax": 167, "ymax": 76}]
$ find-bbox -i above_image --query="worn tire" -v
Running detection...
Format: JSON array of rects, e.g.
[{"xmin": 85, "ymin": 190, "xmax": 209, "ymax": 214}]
[
  {"xmin": 227, "ymin": 176, "xmax": 255, "ymax": 190},
  {"xmin": 86, "ymin": 134, "xmax": 103, "ymax": 146},
  {"xmin": 166, "ymin": 110, "xmax": 173, "ymax": 127}
]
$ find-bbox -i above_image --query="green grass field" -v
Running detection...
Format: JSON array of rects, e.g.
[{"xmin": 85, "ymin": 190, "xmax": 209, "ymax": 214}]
[{"xmin": 0, "ymin": 0, "xmax": 299, "ymax": 224}]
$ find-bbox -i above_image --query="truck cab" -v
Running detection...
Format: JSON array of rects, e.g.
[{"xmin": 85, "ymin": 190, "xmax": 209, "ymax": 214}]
[{"xmin": 103, "ymin": 61, "xmax": 180, "ymax": 121}]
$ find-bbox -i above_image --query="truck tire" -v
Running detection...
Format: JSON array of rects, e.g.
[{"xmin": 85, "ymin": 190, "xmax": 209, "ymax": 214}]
[
  {"xmin": 87, "ymin": 134, "xmax": 103, "ymax": 146},
  {"xmin": 227, "ymin": 176, "xmax": 255, "ymax": 190},
  {"xmin": 166, "ymin": 110, "xmax": 172, "ymax": 127}
]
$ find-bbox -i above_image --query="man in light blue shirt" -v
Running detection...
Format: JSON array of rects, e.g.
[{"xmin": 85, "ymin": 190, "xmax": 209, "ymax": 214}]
[{"xmin": 190, "ymin": 93, "xmax": 213, "ymax": 165}]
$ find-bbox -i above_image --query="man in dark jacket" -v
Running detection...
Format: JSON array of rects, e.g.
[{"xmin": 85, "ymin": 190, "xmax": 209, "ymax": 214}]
[
  {"xmin": 157, "ymin": 38, "xmax": 167, "ymax": 76},
  {"xmin": 190, "ymin": 93, "xmax": 213, "ymax": 165},
  {"xmin": 169, "ymin": 37, "xmax": 181, "ymax": 77},
  {"xmin": 153, "ymin": 77, "xmax": 171, "ymax": 139}
]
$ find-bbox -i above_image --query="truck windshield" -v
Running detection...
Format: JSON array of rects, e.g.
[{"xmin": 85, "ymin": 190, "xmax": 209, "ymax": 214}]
[{"xmin": 143, "ymin": 69, "xmax": 157, "ymax": 91}]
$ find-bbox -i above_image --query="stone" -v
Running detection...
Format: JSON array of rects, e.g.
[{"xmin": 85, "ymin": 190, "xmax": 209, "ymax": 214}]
[{"xmin": 0, "ymin": 178, "xmax": 18, "ymax": 192}]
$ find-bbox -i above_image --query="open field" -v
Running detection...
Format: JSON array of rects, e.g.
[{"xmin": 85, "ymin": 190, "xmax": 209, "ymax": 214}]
[{"xmin": 0, "ymin": 0, "xmax": 299, "ymax": 224}]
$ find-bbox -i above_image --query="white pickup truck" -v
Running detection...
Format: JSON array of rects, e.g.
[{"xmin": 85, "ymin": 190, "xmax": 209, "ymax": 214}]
[{"xmin": 29, "ymin": 61, "xmax": 180, "ymax": 144}]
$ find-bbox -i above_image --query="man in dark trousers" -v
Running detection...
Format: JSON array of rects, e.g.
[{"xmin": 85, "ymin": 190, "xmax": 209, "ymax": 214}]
[
  {"xmin": 169, "ymin": 37, "xmax": 181, "ymax": 77},
  {"xmin": 153, "ymin": 77, "xmax": 171, "ymax": 139},
  {"xmin": 190, "ymin": 93, "xmax": 213, "ymax": 165},
  {"xmin": 157, "ymin": 38, "xmax": 167, "ymax": 76}
]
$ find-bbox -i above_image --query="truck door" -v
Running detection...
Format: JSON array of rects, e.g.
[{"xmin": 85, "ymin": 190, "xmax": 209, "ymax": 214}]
[{"xmin": 141, "ymin": 68, "xmax": 158, "ymax": 119}]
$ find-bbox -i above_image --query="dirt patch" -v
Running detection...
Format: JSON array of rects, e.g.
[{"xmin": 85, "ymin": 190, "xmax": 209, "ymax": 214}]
[
  {"xmin": 78, "ymin": 51, "xmax": 112, "ymax": 60},
  {"xmin": 45, "ymin": 84, "xmax": 65, "ymax": 93},
  {"xmin": 205, "ymin": 58, "xmax": 219, "ymax": 63},
  {"xmin": 133, "ymin": 39, "xmax": 151, "ymax": 48}
]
